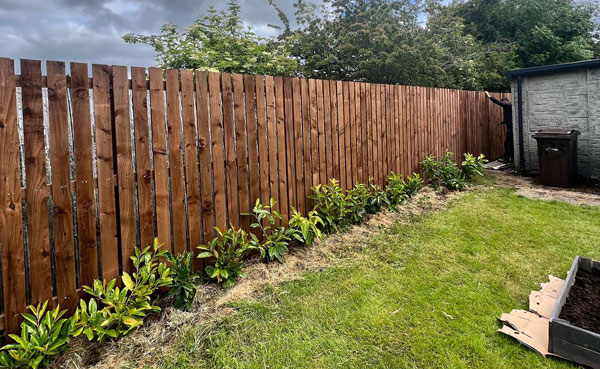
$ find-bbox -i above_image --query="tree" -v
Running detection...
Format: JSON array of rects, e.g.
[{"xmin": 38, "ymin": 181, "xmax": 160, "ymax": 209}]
[{"xmin": 123, "ymin": 1, "xmax": 297, "ymax": 76}]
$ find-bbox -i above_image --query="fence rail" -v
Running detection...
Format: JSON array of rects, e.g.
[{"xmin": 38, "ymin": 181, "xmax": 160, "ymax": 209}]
[{"xmin": 0, "ymin": 57, "xmax": 510, "ymax": 337}]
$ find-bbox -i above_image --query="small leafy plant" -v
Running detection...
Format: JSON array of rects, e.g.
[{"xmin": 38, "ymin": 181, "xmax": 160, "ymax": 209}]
[
  {"xmin": 366, "ymin": 183, "xmax": 391, "ymax": 214},
  {"xmin": 289, "ymin": 207, "xmax": 324, "ymax": 246},
  {"xmin": 245, "ymin": 198, "xmax": 297, "ymax": 263},
  {"xmin": 0, "ymin": 302, "xmax": 74, "ymax": 369},
  {"xmin": 309, "ymin": 179, "xmax": 351, "ymax": 233},
  {"xmin": 72, "ymin": 239, "xmax": 172, "ymax": 341},
  {"xmin": 166, "ymin": 252, "xmax": 202, "ymax": 311},
  {"xmin": 197, "ymin": 227, "xmax": 249, "ymax": 289},
  {"xmin": 385, "ymin": 172, "xmax": 409, "ymax": 206},
  {"xmin": 461, "ymin": 153, "xmax": 488, "ymax": 181},
  {"xmin": 346, "ymin": 183, "xmax": 370, "ymax": 224},
  {"xmin": 422, "ymin": 151, "xmax": 466, "ymax": 191},
  {"xmin": 404, "ymin": 173, "xmax": 424, "ymax": 197}
]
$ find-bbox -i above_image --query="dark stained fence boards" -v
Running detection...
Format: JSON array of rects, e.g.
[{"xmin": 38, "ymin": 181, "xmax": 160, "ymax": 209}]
[{"xmin": 0, "ymin": 58, "xmax": 508, "ymax": 338}]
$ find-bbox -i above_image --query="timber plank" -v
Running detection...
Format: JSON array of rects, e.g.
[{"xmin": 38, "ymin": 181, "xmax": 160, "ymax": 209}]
[
  {"xmin": 131, "ymin": 67, "xmax": 154, "ymax": 249},
  {"xmin": 181, "ymin": 70, "xmax": 201, "ymax": 251},
  {"xmin": 195, "ymin": 71, "xmax": 214, "ymax": 244},
  {"xmin": 265, "ymin": 76, "xmax": 279, "ymax": 210},
  {"xmin": 233, "ymin": 74, "xmax": 250, "ymax": 230},
  {"xmin": 209, "ymin": 73, "xmax": 227, "ymax": 229},
  {"xmin": 283, "ymin": 78, "xmax": 296, "ymax": 219},
  {"xmin": 113, "ymin": 66, "xmax": 137, "ymax": 269},
  {"xmin": 274, "ymin": 77, "xmax": 288, "ymax": 222},
  {"xmin": 245, "ymin": 75, "xmax": 261, "ymax": 214},
  {"xmin": 222, "ymin": 74, "xmax": 239, "ymax": 228},
  {"xmin": 165, "ymin": 70, "xmax": 187, "ymax": 249},
  {"xmin": 0, "ymin": 57, "xmax": 26, "ymax": 335},
  {"xmin": 308, "ymin": 79, "xmax": 319, "ymax": 197},
  {"xmin": 255, "ymin": 76, "xmax": 270, "ymax": 206},
  {"xmin": 70, "ymin": 62, "xmax": 98, "ymax": 287},
  {"xmin": 92, "ymin": 64, "xmax": 119, "ymax": 282},
  {"xmin": 316, "ymin": 79, "xmax": 327, "ymax": 185},
  {"xmin": 47, "ymin": 60, "xmax": 77, "ymax": 311},
  {"xmin": 291, "ymin": 78, "xmax": 304, "ymax": 214},
  {"xmin": 148, "ymin": 68, "xmax": 171, "ymax": 253}
]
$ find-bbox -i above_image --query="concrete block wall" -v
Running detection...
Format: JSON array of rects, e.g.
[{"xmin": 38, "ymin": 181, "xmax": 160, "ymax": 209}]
[{"xmin": 511, "ymin": 67, "xmax": 600, "ymax": 180}]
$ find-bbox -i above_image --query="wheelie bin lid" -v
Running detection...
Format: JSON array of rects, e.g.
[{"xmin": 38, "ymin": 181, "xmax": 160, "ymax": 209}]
[{"xmin": 532, "ymin": 129, "xmax": 580, "ymax": 139}]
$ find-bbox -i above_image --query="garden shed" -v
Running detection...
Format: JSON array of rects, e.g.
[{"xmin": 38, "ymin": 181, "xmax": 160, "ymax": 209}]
[{"xmin": 509, "ymin": 59, "xmax": 600, "ymax": 180}]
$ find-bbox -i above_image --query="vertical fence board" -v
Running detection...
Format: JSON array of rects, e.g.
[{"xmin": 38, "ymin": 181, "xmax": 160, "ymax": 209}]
[
  {"xmin": 131, "ymin": 67, "xmax": 154, "ymax": 249},
  {"xmin": 283, "ymin": 78, "xmax": 296, "ymax": 220},
  {"xmin": 148, "ymin": 68, "xmax": 171, "ymax": 254},
  {"xmin": 346, "ymin": 82, "xmax": 354, "ymax": 187},
  {"xmin": 233, "ymin": 74, "xmax": 250, "ymax": 230},
  {"xmin": 0, "ymin": 57, "xmax": 26, "ymax": 334},
  {"xmin": 360, "ymin": 83, "xmax": 368, "ymax": 183},
  {"xmin": 92, "ymin": 64, "xmax": 119, "ymax": 282},
  {"xmin": 256, "ymin": 76, "xmax": 270, "ymax": 206},
  {"xmin": 46, "ymin": 61, "xmax": 77, "ymax": 311},
  {"xmin": 208, "ymin": 73, "xmax": 227, "ymax": 229},
  {"xmin": 323, "ymin": 80, "xmax": 333, "ymax": 182},
  {"xmin": 181, "ymin": 70, "xmax": 202, "ymax": 251},
  {"xmin": 265, "ymin": 76, "xmax": 279, "ymax": 211},
  {"xmin": 70, "ymin": 62, "xmax": 98, "ymax": 287},
  {"xmin": 165, "ymin": 70, "xmax": 187, "ymax": 249},
  {"xmin": 274, "ymin": 77, "xmax": 288, "ymax": 222},
  {"xmin": 21, "ymin": 59, "xmax": 53, "ymax": 305},
  {"xmin": 222, "ymin": 73, "xmax": 238, "ymax": 228},
  {"xmin": 245, "ymin": 75, "xmax": 261, "ymax": 213},
  {"xmin": 292, "ymin": 78, "xmax": 304, "ymax": 214},
  {"xmin": 114, "ymin": 66, "xmax": 137, "ymax": 268},
  {"xmin": 332, "ymin": 81, "xmax": 342, "ymax": 187},
  {"xmin": 308, "ymin": 79, "xmax": 319, "ymax": 199},
  {"xmin": 316, "ymin": 79, "xmax": 326, "ymax": 185},
  {"xmin": 195, "ymin": 71, "xmax": 214, "ymax": 244},
  {"xmin": 300, "ymin": 78, "xmax": 312, "ymax": 213}
]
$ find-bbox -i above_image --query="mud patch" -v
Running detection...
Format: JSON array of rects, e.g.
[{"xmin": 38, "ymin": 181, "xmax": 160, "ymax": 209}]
[{"xmin": 493, "ymin": 171, "xmax": 600, "ymax": 207}]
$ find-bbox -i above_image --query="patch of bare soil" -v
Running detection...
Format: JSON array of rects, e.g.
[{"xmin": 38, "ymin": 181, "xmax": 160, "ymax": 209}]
[
  {"xmin": 492, "ymin": 170, "xmax": 600, "ymax": 207},
  {"xmin": 50, "ymin": 187, "xmax": 466, "ymax": 369}
]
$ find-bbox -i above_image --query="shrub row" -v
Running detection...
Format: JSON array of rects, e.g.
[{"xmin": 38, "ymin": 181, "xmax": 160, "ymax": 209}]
[{"xmin": 0, "ymin": 151, "xmax": 485, "ymax": 368}]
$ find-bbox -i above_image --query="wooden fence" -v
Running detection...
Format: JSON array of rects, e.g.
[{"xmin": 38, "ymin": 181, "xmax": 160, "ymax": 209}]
[{"xmin": 0, "ymin": 57, "xmax": 510, "ymax": 337}]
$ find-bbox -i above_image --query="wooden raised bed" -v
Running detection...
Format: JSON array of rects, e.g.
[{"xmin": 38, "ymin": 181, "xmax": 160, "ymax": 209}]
[{"xmin": 549, "ymin": 256, "xmax": 600, "ymax": 368}]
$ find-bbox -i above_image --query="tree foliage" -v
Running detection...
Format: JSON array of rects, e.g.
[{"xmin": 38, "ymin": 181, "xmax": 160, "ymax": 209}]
[
  {"xmin": 123, "ymin": 0, "xmax": 598, "ymax": 92},
  {"xmin": 123, "ymin": 0, "xmax": 297, "ymax": 76}
]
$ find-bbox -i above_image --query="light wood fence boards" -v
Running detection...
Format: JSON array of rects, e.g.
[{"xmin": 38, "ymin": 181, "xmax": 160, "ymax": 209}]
[{"xmin": 0, "ymin": 58, "xmax": 509, "ymax": 338}]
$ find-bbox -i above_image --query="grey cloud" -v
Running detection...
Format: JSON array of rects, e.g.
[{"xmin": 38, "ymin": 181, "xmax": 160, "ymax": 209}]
[{"xmin": 0, "ymin": 0, "xmax": 315, "ymax": 68}]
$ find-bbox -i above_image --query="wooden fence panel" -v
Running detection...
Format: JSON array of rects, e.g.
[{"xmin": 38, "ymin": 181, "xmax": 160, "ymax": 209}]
[
  {"xmin": 46, "ymin": 61, "xmax": 77, "ymax": 311},
  {"xmin": 222, "ymin": 73, "xmax": 238, "ymax": 228},
  {"xmin": 165, "ymin": 70, "xmax": 187, "ymax": 250},
  {"xmin": 114, "ymin": 66, "xmax": 137, "ymax": 268},
  {"xmin": 21, "ymin": 59, "xmax": 53, "ymax": 305},
  {"xmin": 0, "ymin": 58, "xmax": 510, "ymax": 337},
  {"xmin": 92, "ymin": 64, "xmax": 119, "ymax": 282},
  {"xmin": 245, "ymin": 75, "xmax": 261, "ymax": 214},
  {"xmin": 0, "ymin": 57, "xmax": 26, "ymax": 334},
  {"xmin": 70, "ymin": 62, "xmax": 98, "ymax": 288},
  {"xmin": 256, "ymin": 76, "xmax": 270, "ymax": 206},
  {"xmin": 181, "ymin": 70, "xmax": 201, "ymax": 251},
  {"xmin": 148, "ymin": 68, "xmax": 171, "ymax": 253}
]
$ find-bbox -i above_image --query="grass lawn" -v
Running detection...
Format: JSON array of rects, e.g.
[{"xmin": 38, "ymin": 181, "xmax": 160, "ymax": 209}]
[{"xmin": 153, "ymin": 187, "xmax": 600, "ymax": 369}]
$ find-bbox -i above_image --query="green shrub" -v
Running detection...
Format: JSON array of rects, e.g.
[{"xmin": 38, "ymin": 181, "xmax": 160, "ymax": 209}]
[
  {"xmin": 166, "ymin": 252, "xmax": 202, "ymax": 311},
  {"xmin": 346, "ymin": 183, "xmax": 370, "ymax": 224},
  {"xmin": 366, "ymin": 183, "xmax": 391, "ymax": 214},
  {"xmin": 385, "ymin": 172, "xmax": 409, "ymax": 206},
  {"xmin": 404, "ymin": 173, "xmax": 424, "ymax": 197},
  {"xmin": 309, "ymin": 179, "xmax": 351, "ymax": 233},
  {"xmin": 422, "ymin": 151, "xmax": 466, "ymax": 191},
  {"xmin": 72, "ymin": 239, "xmax": 172, "ymax": 341},
  {"xmin": 289, "ymin": 207, "xmax": 324, "ymax": 246},
  {"xmin": 197, "ymin": 227, "xmax": 249, "ymax": 289},
  {"xmin": 461, "ymin": 153, "xmax": 488, "ymax": 181},
  {"xmin": 246, "ymin": 198, "xmax": 297, "ymax": 263},
  {"xmin": 0, "ymin": 302, "xmax": 74, "ymax": 369}
]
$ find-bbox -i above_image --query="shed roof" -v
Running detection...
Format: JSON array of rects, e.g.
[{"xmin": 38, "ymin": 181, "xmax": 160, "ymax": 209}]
[{"xmin": 507, "ymin": 59, "xmax": 600, "ymax": 80}]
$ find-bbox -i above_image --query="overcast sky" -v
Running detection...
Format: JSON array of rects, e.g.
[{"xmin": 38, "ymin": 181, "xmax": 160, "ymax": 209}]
[{"xmin": 0, "ymin": 0, "xmax": 315, "ymax": 69}]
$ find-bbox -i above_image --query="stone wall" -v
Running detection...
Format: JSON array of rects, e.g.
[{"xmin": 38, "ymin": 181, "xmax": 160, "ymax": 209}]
[{"xmin": 511, "ymin": 67, "xmax": 600, "ymax": 180}]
